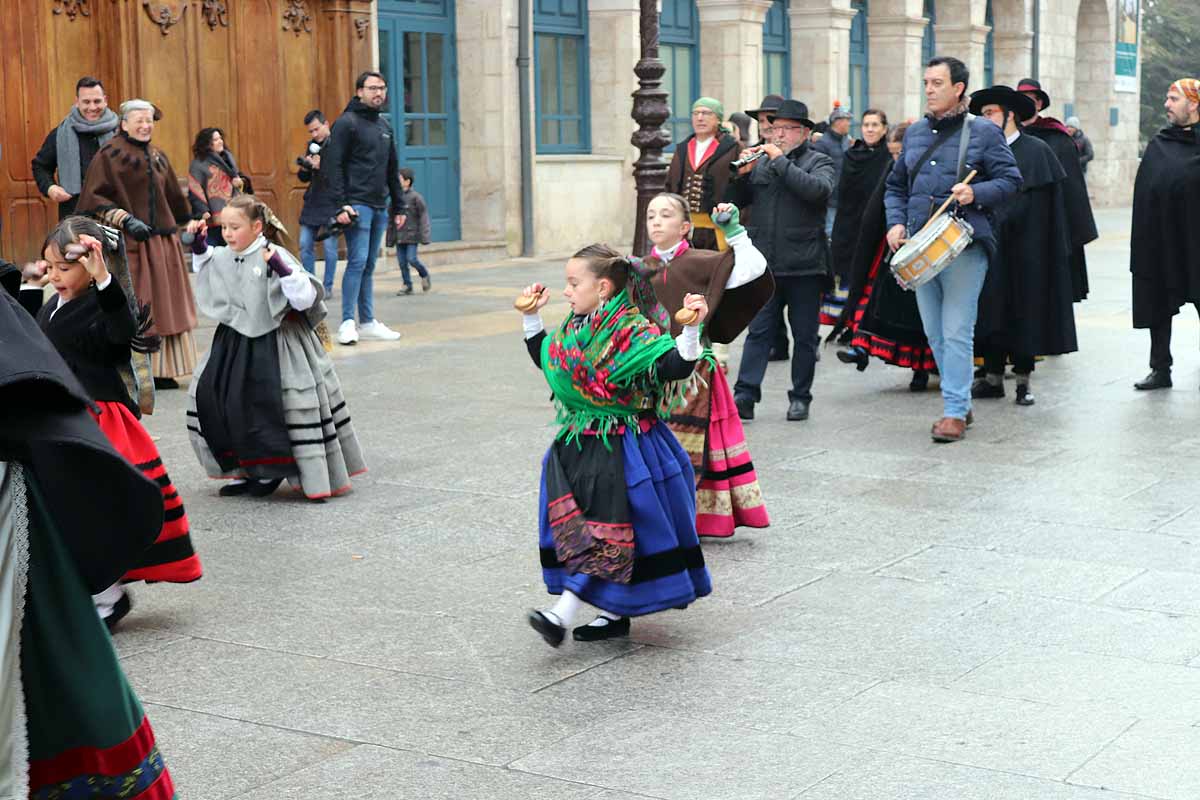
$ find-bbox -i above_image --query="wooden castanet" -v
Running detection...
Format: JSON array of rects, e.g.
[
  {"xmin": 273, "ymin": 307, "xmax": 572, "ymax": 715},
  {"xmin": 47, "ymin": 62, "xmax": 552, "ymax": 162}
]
[
  {"xmin": 674, "ymin": 307, "xmax": 700, "ymax": 326},
  {"xmin": 514, "ymin": 289, "xmax": 546, "ymax": 313}
]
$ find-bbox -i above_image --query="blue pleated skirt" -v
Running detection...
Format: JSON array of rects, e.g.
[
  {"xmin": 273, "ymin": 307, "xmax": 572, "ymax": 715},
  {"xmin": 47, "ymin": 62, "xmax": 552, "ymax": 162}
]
[{"xmin": 538, "ymin": 421, "xmax": 713, "ymax": 617}]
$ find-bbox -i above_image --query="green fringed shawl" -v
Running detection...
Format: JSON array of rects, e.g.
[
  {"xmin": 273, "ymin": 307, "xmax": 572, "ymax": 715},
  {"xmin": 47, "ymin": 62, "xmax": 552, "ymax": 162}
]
[{"xmin": 541, "ymin": 290, "xmax": 681, "ymax": 446}]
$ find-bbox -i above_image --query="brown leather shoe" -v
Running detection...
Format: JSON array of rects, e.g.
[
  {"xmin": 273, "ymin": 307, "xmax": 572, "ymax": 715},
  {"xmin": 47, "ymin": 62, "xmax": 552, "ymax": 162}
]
[{"xmin": 930, "ymin": 417, "xmax": 967, "ymax": 443}]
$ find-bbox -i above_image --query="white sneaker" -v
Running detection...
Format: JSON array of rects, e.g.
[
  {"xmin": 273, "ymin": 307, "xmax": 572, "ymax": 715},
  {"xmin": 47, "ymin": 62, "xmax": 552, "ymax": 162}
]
[
  {"xmin": 359, "ymin": 320, "xmax": 401, "ymax": 341},
  {"xmin": 337, "ymin": 319, "xmax": 359, "ymax": 345}
]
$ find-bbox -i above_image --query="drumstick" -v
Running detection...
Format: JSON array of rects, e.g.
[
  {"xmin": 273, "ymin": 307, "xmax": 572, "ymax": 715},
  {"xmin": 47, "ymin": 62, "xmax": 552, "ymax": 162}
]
[{"xmin": 919, "ymin": 170, "xmax": 978, "ymax": 233}]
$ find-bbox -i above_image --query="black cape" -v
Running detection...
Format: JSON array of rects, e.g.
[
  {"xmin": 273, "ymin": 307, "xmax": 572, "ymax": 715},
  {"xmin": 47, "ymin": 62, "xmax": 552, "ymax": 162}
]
[
  {"xmin": 828, "ymin": 161, "xmax": 926, "ymax": 347},
  {"xmin": 976, "ymin": 133, "xmax": 1078, "ymax": 357},
  {"xmin": 830, "ymin": 140, "xmax": 892, "ymax": 282},
  {"xmin": 0, "ymin": 284, "xmax": 162, "ymax": 593},
  {"xmin": 1024, "ymin": 120, "xmax": 1098, "ymax": 300},
  {"xmin": 1130, "ymin": 124, "xmax": 1200, "ymax": 328}
]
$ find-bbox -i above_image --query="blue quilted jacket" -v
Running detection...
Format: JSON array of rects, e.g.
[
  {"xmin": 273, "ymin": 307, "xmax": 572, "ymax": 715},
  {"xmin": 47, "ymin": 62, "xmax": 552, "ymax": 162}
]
[{"xmin": 884, "ymin": 110, "xmax": 1022, "ymax": 251}]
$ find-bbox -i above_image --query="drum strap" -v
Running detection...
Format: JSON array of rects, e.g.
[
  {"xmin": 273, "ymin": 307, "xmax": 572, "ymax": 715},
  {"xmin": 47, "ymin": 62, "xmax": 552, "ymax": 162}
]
[{"xmin": 907, "ymin": 114, "xmax": 975, "ymax": 193}]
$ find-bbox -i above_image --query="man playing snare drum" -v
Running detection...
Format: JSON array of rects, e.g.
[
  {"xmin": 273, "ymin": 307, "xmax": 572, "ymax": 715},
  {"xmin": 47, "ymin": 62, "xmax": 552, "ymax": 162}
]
[{"xmin": 885, "ymin": 56, "xmax": 1021, "ymax": 443}]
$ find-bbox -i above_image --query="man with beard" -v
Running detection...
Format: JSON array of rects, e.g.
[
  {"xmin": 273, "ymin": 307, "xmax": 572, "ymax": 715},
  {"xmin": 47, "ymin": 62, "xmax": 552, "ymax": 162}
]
[
  {"xmin": 324, "ymin": 71, "xmax": 406, "ymax": 345},
  {"xmin": 1129, "ymin": 78, "xmax": 1200, "ymax": 391},
  {"xmin": 969, "ymin": 85, "xmax": 1077, "ymax": 407},
  {"xmin": 31, "ymin": 77, "xmax": 119, "ymax": 221},
  {"xmin": 1016, "ymin": 78, "xmax": 1098, "ymax": 302}
]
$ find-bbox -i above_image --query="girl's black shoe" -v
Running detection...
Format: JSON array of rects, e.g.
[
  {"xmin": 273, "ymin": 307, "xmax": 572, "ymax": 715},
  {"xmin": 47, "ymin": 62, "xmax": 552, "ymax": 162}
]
[
  {"xmin": 219, "ymin": 481, "xmax": 252, "ymax": 497},
  {"xmin": 573, "ymin": 616, "xmax": 631, "ymax": 642},
  {"xmin": 528, "ymin": 610, "xmax": 566, "ymax": 648},
  {"xmin": 247, "ymin": 478, "xmax": 284, "ymax": 497}
]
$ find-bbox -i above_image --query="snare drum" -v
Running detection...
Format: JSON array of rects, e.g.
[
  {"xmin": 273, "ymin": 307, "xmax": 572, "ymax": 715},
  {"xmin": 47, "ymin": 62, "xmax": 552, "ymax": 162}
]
[{"xmin": 890, "ymin": 214, "xmax": 975, "ymax": 290}]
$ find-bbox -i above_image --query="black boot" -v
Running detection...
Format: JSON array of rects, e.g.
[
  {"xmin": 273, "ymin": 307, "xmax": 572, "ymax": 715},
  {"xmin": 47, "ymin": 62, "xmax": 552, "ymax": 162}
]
[
  {"xmin": 971, "ymin": 378, "xmax": 1005, "ymax": 399},
  {"xmin": 786, "ymin": 399, "xmax": 810, "ymax": 421},
  {"xmin": 909, "ymin": 370, "xmax": 929, "ymax": 392},
  {"xmin": 1134, "ymin": 370, "xmax": 1172, "ymax": 391}
]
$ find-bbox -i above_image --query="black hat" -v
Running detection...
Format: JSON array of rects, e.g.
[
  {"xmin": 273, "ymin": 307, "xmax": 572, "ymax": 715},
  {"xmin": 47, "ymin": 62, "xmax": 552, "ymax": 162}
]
[
  {"xmin": 745, "ymin": 94, "xmax": 785, "ymax": 118},
  {"xmin": 768, "ymin": 99, "xmax": 815, "ymax": 129},
  {"xmin": 1016, "ymin": 78, "xmax": 1051, "ymax": 112},
  {"xmin": 969, "ymin": 85, "xmax": 1037, "ymax": 123}
]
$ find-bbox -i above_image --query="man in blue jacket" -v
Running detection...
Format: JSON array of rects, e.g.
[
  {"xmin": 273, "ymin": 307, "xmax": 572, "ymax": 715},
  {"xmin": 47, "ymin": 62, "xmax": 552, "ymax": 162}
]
[{"xmin": 885, "ymin": 56, "xmax": 1021, "ymax": 443}]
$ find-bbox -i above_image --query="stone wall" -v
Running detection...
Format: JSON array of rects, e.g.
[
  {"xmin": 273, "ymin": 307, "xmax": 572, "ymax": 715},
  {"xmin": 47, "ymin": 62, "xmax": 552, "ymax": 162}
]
[{"xmin": 533, "ymin": 155, "xmax": 631, "ymax": 253}]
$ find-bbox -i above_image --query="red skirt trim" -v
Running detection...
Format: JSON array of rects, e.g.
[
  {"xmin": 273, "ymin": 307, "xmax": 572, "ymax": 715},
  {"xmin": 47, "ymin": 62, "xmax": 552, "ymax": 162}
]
[
  {"xmin": 848, "ymin": 241, "xmax": 936, "ymax": 372},
  {"xmin": 29, "ymin": 715, "xmax": 175, "ymax": 799},
  {"xmin": 92, "ymin": 402, "xmax": 203, "ymax": 584}
]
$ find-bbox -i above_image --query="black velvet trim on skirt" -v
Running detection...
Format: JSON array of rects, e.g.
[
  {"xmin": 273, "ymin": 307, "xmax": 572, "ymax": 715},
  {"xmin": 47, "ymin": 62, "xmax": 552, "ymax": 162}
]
[{"xmin": 194, "ymin": 324, "xmax": 295, "ymax": 479}]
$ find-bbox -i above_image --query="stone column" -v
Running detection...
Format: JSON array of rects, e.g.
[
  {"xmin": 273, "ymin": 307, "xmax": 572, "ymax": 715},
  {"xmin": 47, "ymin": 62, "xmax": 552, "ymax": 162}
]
[
  {"xmin": 789, "ymin": 0, "xmax": 857, "ymax": 116},
  {"xmin": 695, "ymin": 0, "xmax": 774, "ymax": 118},
  {"xmin": 934, "ymin": 23, "xmax": 990, "ymax": 81},
  {"xmin": 456, "ymin": 0, "xmax": 521, "ymax": 251},
  {"xmin": 992, "ymin": 31, "xmax": 1034, "ymax": 86},
  {"xmin": 867, "ymin": 3, "xmax": 928, "ymax": 122}
]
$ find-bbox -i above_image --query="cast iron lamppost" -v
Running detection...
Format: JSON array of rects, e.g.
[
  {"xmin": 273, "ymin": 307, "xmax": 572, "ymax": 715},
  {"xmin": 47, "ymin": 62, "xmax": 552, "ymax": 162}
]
[{"xmin": 630, "ymin": 0, "xmax": 671, "ymax": 256}]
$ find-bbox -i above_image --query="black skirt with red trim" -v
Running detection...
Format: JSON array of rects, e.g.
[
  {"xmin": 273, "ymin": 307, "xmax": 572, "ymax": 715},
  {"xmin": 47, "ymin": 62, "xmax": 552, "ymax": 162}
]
[
  {"xmin": 92, "ymin": 401, "xmax": 202, "ymax": 584},
  {"xmin": 848, "ymin": 240, "xmax": 936, "ymax": 372}
]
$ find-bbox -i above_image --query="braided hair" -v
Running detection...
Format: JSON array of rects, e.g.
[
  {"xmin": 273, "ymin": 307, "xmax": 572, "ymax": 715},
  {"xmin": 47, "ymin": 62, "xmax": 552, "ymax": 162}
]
[{"xmin": 225, "ymin": 194, "xmax": 291, "ymax": 248}]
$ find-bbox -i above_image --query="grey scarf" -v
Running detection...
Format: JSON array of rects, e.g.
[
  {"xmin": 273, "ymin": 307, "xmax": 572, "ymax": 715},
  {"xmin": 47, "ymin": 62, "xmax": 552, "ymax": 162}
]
[{"xmin": 55, "ymin": 106, "xmax": 119, "ymax": 195}]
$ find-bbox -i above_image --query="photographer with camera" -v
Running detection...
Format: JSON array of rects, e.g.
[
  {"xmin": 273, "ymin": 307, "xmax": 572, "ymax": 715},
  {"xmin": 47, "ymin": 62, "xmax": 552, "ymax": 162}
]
[
  {"xmin": 297, "ymin": 110, "xmax": 341, "ymax": 299},
  {"xmin": 323, "ymin": 73, "xmax": 406, "ymax": 345}
]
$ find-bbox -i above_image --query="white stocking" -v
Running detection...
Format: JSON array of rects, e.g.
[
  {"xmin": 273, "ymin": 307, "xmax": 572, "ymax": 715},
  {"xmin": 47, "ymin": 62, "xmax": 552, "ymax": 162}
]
[{"xmin": 546, "ymin": 591, "xmax": 582, "ymax": 628}]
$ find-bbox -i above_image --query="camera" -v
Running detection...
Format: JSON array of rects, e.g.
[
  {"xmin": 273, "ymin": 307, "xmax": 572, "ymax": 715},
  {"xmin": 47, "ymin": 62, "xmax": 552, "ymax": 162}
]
[
  {"xmin": 295, "ymin": 141, "xmax": 322, "ymax": 169},
  {"xmin": 315, "ymin": 207, "xmax": 358, "ymax": 242}
]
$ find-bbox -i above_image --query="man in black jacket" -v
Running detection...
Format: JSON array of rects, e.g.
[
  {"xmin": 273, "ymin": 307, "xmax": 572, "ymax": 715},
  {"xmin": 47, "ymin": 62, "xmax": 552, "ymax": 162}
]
[
  {"xmin": 31, "ymin": 77, "xmax": 119, "ymax": 221},
  {"xmin": 323, "ymin": 71, "xmax": 405, "ymax": 345},
  {"xmin": 727, "ymin": 100, "xmax": 835, "ymax": 422},
  {"xmin": 297, "ymin": 109, "xmax": 340, "ymax": 298}
]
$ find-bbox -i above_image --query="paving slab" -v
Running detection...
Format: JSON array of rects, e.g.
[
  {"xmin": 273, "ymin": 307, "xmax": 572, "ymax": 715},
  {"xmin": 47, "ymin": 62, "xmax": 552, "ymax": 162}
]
[
  {"xmin": 798, "ymin": 750, "xmax": 1143, "ymax": 800},
  {"xmin": 952, "ymin": 645, "xmax": 1200, "ymax": 724},
  {"xmin": 789, "ymin": 681, "xmax": 1135, "ymax": 780},
  {"xmin": 1101, "ymin": 569, "xmax": 1200, "ymax": 616},
  {"xmin": 235, "ymin": 745, "xmax": 606, "ymax": 800},
  {"xmin": 510, "ymin": 710, "xmax": 858, "ymax": 800},
  {"xmin": 1070, "ymin": 721, "xmax": 1200, "ymax": 799}
]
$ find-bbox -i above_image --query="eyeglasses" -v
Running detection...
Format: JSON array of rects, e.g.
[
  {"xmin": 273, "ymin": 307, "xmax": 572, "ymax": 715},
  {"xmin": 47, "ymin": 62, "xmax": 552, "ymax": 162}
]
[
  {"xmin": 774, "ymin": 125, "xmax": 806, "ymax": 133},
  {"xmin": 361, "ymin": 85, "xmax": 387, "ymax": 93}
]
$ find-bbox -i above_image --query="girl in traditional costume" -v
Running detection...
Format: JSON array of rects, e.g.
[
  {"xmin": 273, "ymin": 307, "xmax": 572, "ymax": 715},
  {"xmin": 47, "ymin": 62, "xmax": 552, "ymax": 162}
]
[
  {"xmin": 828, "ymin": 122, "xmax": 936, "ymax": 391},
  {"xmin": 36, "ymin": 216, "xmax": 202, "ymax": 629},
  {"xmin": 638, "ymin": 194, "xmax": 773, "ymax": 537},
  {"xmin": 520, "ymin": 244, "xmax": 712, "ymax": 646},
  {"xmin": 1, "ymin": 273, "xmax": 176, "ymax": 799},
  {"xmin": 187, "ymin": 196, "xmax": 366, "ymax": 500}
]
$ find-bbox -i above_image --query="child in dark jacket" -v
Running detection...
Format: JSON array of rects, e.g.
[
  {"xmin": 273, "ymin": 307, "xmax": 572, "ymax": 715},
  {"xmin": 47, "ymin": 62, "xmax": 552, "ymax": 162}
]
[{"xmin": 393, "ymin": 168, "xmax": 432, "ymax": 295}]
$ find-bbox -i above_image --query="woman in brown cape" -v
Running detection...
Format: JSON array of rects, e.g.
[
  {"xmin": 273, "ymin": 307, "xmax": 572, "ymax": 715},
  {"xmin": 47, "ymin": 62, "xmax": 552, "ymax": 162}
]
[
  {"xmin": 635, "ymin": 194, "xmax": 774, "ymax": 538},
  {"xmin": 78, "ymin": 99, "xmax": 206, "ymax": 389}
]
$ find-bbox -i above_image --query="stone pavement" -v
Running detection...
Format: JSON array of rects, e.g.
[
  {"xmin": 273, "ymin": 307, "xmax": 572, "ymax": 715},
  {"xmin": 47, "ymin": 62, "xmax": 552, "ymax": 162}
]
[{"xmin": 123, "ymin": 209, "xmax": 1200, "ymax": 799}]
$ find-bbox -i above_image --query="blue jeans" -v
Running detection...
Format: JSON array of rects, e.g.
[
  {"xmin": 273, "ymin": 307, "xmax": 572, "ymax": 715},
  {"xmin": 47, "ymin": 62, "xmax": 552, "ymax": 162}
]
[
  {"xmin": 735, "ymin": 275, "xmax": 824, "ymax": 404},
  {"xmin": 397, "ymin": 242, "xmax": 429, "ymax": 288},
  {"xmin": 914, "ymin": 243, "xmax": 989, "ymax": 419},
  {"xmin": 341, "ymin": 204, "xmax": 389, "ymax": 323},
  {"xmin": 298, "ymin": 224, "xmax": 339, "ymax": 295}
]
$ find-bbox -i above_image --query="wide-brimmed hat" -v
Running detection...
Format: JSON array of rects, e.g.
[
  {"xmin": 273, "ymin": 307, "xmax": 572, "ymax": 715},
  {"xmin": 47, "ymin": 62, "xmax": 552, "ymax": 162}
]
[
  {"xmin": 969, "ymin": 85, "xmax": 1037, "ymax": 123},
  {"xmin": 768, "ymin": 99, "xmax": 815, "ymax": 129},
  {"xmin": 745, "ymin": 94, "xmax": 785, "ymax": 118},
  {"xmin": 1016, "ymin": 78, "xmax": 1051, "ymax": 112}
]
